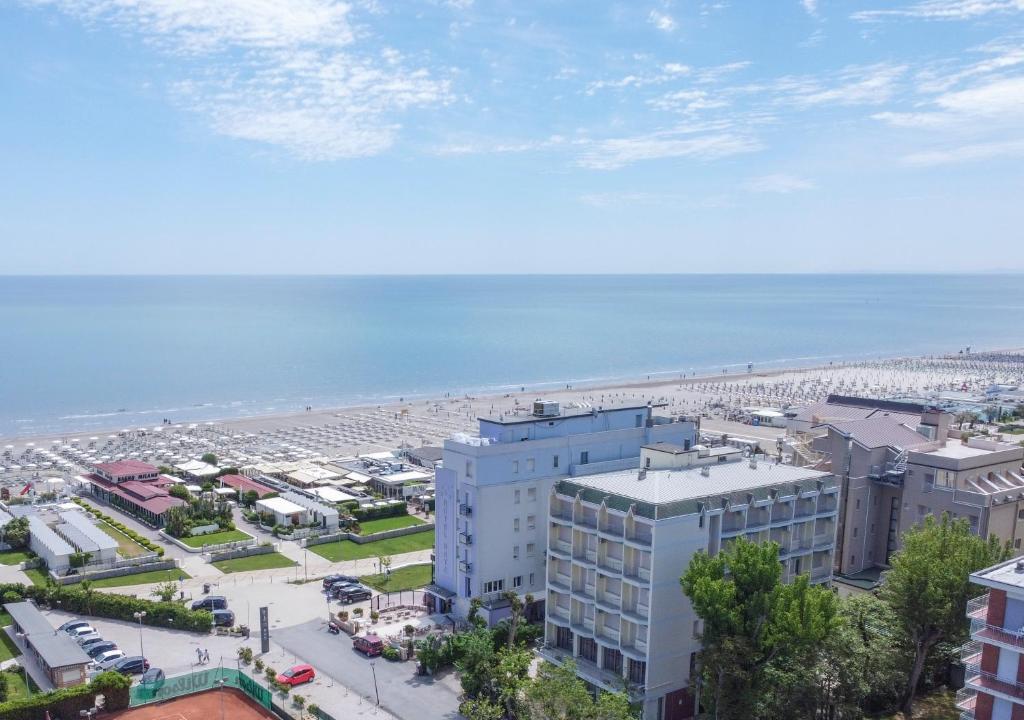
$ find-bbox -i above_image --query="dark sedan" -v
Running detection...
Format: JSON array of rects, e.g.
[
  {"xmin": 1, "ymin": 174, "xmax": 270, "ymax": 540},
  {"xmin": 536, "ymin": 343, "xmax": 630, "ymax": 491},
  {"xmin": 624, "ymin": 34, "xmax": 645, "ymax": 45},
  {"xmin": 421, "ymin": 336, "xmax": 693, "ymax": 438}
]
[{"xmin": 112, "ymin": 656, "xmax": 150, "ymax": 675}]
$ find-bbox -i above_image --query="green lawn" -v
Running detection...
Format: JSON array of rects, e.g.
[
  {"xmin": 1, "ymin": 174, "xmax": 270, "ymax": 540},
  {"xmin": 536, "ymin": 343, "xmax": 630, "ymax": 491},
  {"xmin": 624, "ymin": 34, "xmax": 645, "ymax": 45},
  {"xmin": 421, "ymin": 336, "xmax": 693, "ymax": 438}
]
[
  {"xmin": 309, "ymin": 531, "xmax": 434, "ymax": 562},
  {"xmin": 179, "ymin": 529, "xmax": 252, "ymax": 548},
  {"xmin": 3, "ymin": 668, "xmax": 39, "ymax": 700},
  {"xmin": 212, "ymin": 552, "xmax": 295, "ymax": 574},
  {"xmin": 360, "ymin": 563, "xmax": 432, "ymax": 592},
  {"xmin": 87, "ymin": 568, "xmax": 191, "ymax": 589},
  {"xmin": 0, "ymin": 550, "xmax": 32, "ymax": 566},
  {"xmin": 357, "ymin": 515, "xmax": 425, "ymax": 535},
  {"xmin": 94, "ymin": 522, "xmax": 148, "ymax": 558},
  {"xmin": 0, "ymin": 628, "xmax": 22, "ymax": 662},
  {"xmin": 22, "ymin": 568, "xmax": 48, "ymax": 587}
]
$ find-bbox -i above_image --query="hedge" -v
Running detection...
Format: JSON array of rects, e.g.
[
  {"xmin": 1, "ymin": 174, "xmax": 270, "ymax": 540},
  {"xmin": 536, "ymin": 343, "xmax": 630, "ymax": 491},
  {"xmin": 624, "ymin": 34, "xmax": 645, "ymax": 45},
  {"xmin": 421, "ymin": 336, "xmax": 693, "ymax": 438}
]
[
  {"xmin": 0, "ymin": 671, "xmax": 130, "ymax": 720},
  {"xmin": 0, "ymin": 583, "xmax": 212, "ymax": 633},
  {"xmin": 71, "ymin": 498, "xmax": 166, "ymax": 556},
  {"xmin": 352, "ymin": 503, "xmax": 408, "ymax": 522}
]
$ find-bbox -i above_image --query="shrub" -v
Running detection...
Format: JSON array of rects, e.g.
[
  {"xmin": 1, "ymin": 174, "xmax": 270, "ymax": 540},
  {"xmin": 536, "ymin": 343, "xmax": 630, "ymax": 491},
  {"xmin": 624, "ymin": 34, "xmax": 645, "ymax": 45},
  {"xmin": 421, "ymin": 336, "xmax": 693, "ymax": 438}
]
[
  {"xmin": 0, "ymin": 671, "xmax": 129, "ymax": 720},
  {"xmin": 337, "ymin": 610, "xmax": 349, "ymax": 622},
  {"xmin": 308, "ymin": 703, "xmax": 320, "ymax": 718},
  {"xmin": 370, "ymin": 610, "xmax": 380, "ymax": 622},
  {"xmin": 265, "ymin": 667, "xmax": 277, "ymax": 680},
  {"xmin": 381, "ymin": 646, "xmax": 401, "ymax": 661},
  {"xmin": 404, "ymin": 624, "xmax": 415, "ymax": 637},
  {"xmin": 254, "ymin": 658, "xmax": 265, "ymax": 672},
  {"xmin": 237, "ymin": 647, "xmax": 253, "ymax": 664},
  {"xmin": 352, "ymin": 503, "xmax": 407, "ymax": 522},
  {"xmin": 353, "ymin": 607, "xmax": 364, "ymax": 617}
]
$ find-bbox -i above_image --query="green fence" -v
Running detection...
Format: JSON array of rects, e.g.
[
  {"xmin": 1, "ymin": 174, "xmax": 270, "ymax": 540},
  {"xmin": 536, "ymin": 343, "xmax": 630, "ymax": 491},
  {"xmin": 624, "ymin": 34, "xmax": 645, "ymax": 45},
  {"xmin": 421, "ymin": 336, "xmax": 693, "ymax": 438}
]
[{"xmin": 130, "ymin": 667, "xmax": 272, "ymax": 708}]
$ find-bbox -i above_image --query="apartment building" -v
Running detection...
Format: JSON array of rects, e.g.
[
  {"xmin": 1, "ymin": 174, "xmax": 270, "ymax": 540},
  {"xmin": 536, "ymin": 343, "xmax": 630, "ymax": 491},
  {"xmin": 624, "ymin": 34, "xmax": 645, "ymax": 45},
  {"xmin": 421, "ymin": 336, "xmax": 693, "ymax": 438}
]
[
  {"xmin": 427, "ymin": 401, "xmax": 698, "ymax": 621},
  {"xmin": 541, "ymin": 455, "xmax": 838, "ymax": 720},
  {"xmin": 810, "ymin": 401, "xmax": 1024, "ymax": 576},
  {"xmin": 959, "ymin": 556, "xmax": 1024, "ymax": 720}
]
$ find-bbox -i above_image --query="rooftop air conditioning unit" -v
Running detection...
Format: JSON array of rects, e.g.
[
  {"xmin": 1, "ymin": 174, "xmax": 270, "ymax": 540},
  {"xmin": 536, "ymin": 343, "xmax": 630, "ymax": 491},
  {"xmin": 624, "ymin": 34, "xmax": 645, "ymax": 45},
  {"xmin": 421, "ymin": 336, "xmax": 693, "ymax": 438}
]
[{"xmin": 534, "ymin": 401, "xmax": 561, "ymax": 418}]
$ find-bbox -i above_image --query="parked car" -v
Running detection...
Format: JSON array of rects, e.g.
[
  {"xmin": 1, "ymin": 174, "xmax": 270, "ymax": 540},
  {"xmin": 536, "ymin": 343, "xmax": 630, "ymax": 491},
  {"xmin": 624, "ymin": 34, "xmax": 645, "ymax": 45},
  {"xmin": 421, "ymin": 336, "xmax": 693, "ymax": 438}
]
[
  {"xmin": 212, "ymin": 609, "xmax": 235, "ymax": 627},
  {"xmin": 80, "ymin": 636, "xmax": 109, "ymax": 649},
  {"xmin": 59, "ymin": 619, "xmax": 91, "ymax": 634},
  {"xmin": 93, "ymin": 650, "xmax": 127, "ymax": 669},
  {"xmin": 322, "ymin": 574, "xmax": 359, "ymax": 590},
  {"xmin": 191, "ymin": 595, "xmax": 227, "ymax": 611},
  {"xmin": 141, "ymin": 668, "xmax": 166, "ymax": 689},
  {"xmin": 336, "ymin": 587, "xmax": 373, "ymax": 604},
  {"xmin": 276, "ymin": 664, "xmax": 315, "ymax": 686},
  {"xmin": 86, "ymin": 642, "xmax": 119, "ymax": 659},
  {"xmin": 112, "ymin": 656, "xmax": 150, "ymax": 675},
  {"xmin": 329, "ymin": 582, "xmax": 361, "ymax": 598},
  {"xmin": 67, "ymin": 625, "xmax": 97, "ymax": 641},
  {"xmin": 352, "ymin": 634, "xmax": 384, "ymax": 657},
  {"xmin": 75, "ymin": 631, "xmax": 102, "ymax": 646}
]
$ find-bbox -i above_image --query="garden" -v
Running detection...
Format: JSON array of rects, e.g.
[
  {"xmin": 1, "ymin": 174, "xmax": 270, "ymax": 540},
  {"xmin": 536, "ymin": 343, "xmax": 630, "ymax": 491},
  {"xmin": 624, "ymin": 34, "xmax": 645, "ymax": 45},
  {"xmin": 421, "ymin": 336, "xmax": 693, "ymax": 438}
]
[
  {"xmin": 212, "ymin": 552, "xmax": 295, "ymax": 574},
  {"xmin": 360, "ymin": 563, "xmax": 432, "ymax": 592}
]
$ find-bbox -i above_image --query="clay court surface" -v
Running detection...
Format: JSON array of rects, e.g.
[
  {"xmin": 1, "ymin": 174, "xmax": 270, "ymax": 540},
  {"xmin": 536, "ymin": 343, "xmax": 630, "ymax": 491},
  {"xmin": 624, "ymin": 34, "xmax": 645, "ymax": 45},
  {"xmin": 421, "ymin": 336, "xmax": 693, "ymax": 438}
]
[{"xmin": 110, "ymin": 688, "xmax": 277, "ymax": 720}]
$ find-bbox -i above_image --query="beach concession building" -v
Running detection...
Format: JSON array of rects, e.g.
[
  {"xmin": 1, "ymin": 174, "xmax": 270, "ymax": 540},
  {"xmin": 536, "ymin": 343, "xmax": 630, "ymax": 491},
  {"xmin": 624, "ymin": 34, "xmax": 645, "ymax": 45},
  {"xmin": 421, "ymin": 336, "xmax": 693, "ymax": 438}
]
[
  {"xmin": 218, "ymin": 473, "xmax": 276, "ymax": 499},
  {"xmin": 541, "ymin": 456, "xmax": 837, "ymax": 720},
  {"xmin": 4, "ymin": 601, "xmax": 90, "ymax": 689},
  {"xmin": 80, "ymin": 460, "xmax": 187, "ymax": 527}
]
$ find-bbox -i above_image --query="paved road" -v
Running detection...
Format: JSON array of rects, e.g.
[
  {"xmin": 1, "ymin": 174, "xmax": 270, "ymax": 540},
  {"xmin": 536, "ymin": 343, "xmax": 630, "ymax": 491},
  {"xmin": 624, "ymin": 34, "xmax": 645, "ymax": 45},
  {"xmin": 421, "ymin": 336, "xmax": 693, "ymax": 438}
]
[{"xmin": 274, "ymin": 619, "xmax": 463, "ymax": 720}]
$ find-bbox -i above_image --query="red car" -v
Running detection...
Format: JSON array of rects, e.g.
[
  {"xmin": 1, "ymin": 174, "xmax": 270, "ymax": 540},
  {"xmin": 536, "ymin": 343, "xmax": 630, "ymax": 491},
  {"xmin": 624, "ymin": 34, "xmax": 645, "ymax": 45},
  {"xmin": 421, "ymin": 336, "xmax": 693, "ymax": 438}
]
[{"xmin": 276, "ymin": 664, "xmax": 315, "ymax": 686}]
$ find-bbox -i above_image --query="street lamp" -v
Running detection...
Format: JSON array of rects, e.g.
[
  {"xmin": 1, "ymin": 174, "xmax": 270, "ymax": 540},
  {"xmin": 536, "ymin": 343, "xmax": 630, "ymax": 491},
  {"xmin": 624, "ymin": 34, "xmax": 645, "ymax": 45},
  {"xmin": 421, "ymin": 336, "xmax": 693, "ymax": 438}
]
[
  {"xmin": 369, "ymin": 661, "xmax": 380, "ymax": 706},
  {"xmin": 133, "ymin": 611, "xmax": 147, "ymax": 658}
]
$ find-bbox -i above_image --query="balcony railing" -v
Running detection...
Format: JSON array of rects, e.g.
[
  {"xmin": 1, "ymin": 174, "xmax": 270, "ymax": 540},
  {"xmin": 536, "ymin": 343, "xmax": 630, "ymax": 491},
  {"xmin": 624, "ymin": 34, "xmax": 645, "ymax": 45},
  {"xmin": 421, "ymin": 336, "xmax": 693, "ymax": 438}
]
[
  {"xmin": 971, "ymin": 618, "xmax": 1024, "ymax": 650},
  {"xmin": 967, "ymin": 593, "xmax": 989, "ymax": 622},
  {"xmin": 599, "ymin": 625, "xmax": 620, "ymax": 643},
  {"xmin": 550, "ymin": 538, "xmax": 572, "ymax": 555},
  {"xmin": 576, "ymin": 514, "xmax": 598, "ymax": 529},
  {"xmin": 571, "ymin": 616, "xmax": 595, "ymax": 634},
  {"xmin": 458, "ymin": 532, "xmax": 473, "ymax": 545},
  {"xmin": 549, "ymin": 573, "xmax": 571, "ymax": 592},
  {"xmin": 625, "ymin": 530, "xmax": 652, "ymax": 546},
  {"xmin": 572, "ymin": 583, "xmax": 596, "ymax": 600},
  {"xmin": 955, "ymin": 687, "xmax": 976, "ymax": 715},
  {"xmin": 599, "ymin": 555, "xmax": 624, "ymax": 573},
  {"xmin": 810, "ymin": 566, "xmax": 831, "ymax": 582},
  {"xmin": 813, "ymin": 533, "xmax": 834, "ymax": 548},
  {"xmin": 965, "ymin": 668, "xmax": 1024, "ymax": 703},
  {"xmin": 549, "ymin": 604, "xmax": 571, "ymax": 621},
  {"xmin": 623, "ymin": 565, "xmax": 651, "ymax": 583},
  {"xmin": 459, "ymin": 560, "xmax": 472, "ymax": 573},
  {"xmin": 458, "ymin": 503, "xmax": 472, "ymax": 516}
]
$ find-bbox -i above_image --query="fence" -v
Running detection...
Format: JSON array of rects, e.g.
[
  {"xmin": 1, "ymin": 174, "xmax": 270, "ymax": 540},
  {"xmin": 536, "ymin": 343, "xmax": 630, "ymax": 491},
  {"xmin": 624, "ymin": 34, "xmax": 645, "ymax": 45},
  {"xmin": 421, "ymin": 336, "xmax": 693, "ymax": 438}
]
[
  {"xmin": 371, "ymin": 589, "xmax": 427, "ymax": 611},
  {"xmin": 129, "ymin": 667, "xmax": 271, "ymax": 708},
  {"xmin": 303, "ymin": 523, "xmax": 434, "ymax": 548},
  {"xmin": 208, "ymin": 544, "xmax": 276, "ymax": 563},
  {"xmin": 53, "ymin": 559, "xmax": 180, "ymax": 585},
  {"xmin": 161, "ymin": 529, "xmax": 257, "ymax": 554}
]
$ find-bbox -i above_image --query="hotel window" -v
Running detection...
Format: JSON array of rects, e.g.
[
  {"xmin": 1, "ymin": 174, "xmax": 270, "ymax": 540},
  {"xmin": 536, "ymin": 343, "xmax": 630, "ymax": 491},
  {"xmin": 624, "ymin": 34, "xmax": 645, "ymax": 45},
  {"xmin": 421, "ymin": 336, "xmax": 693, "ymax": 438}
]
[
  {"xmin": 514, "ymin": 489, "xmax": 521, "ymax": 504},
  {"xmin": 855, "ymin": 499, "xmax": 860, "ymax": 510},
  {"xmin": 465, "ymin": 460, "xmax": 473, "ymax": 478},
  {"xmin": 627, "ymin": 659, "xmax": 647, "ymax": 685},
  {"xmin": 645, "ymin": 457, "xmax": 651, "ymax": 468},
  {"xmin": 1017, "ymin": 539, "xmax": 1022, "ymax": 549},
  {"xmin": 527, "ymin": 543, "xmax": 536, "ymax": 556},
  {"xmin": 1019, "ymin": 509, "xmax": 1024, "ymax": 520},
  {"xmin": 512, "ymin": 460, "xmax": 519, "ymax": 474},
  {"xmin": 553, "ymin": 454, "xmax": 560, "ymax": 468},
  {"xmin": 527, "ymin": 458, "xmax": 535, "ymax": 472},
  {"xmin": 853, "ymin": 527, "xmax": 858, "ymax": 538},
  {"xmin": 527, "ymin": 515, "xmax": 536, "ymax": 530},
  {"xmin": 513, "ymin": 575, "xmax": 522, "ymax": 588},
  {"xmin": 514, "ymin": 518, "xmax": 520, "ymax": 532},
  {"xmin": 604, "ymin": 648, "xmax": 623, "ymax": 673},
  {"xmin": 529, "ymin": 572, "xmax": 535, "ymax": 586},
  {"xmin": 483, "ymin": 579, "xmax": 504, "ymax": 594},
  {"xmin": 528, "ymin": 487, "xmax": 537, "ymax": 501},
  {"xmin": 513, "ymin": 545, "xmax": 520, "ymax": 559},
  {"xmin": 635, "ymin": 414, "xmax": 643, "ymax": 427},
  {"xmin": 580, "ymin": 450, "xmax": 589, "ymax": 465}
]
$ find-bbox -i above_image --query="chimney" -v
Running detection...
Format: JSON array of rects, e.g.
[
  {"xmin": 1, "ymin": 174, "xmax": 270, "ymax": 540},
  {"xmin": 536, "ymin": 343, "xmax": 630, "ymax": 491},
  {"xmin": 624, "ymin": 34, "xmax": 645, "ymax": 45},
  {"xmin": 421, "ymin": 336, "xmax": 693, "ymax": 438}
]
[
  {"xmin": 920, "ymin": 408, "xmax": 951, "ymax": 444},
  {"xmin": 638, "ymin": 469, "xmax": 647, "ymax": 481},
  {"xmin": 749, "ymin": 456, "xmax": 758, "ymax": 469},
  {"xmin": 700, "ymin": 466, "xmax": 710, "ymax": 477}
]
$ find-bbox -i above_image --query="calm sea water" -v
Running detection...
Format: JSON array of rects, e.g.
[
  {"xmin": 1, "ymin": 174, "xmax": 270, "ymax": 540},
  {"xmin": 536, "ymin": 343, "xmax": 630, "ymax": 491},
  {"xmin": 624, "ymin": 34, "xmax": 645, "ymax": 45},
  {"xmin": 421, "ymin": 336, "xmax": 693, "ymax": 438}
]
[{"xmin": 1, "ymin": 275, "xmax": 1023, "ymax": 438}]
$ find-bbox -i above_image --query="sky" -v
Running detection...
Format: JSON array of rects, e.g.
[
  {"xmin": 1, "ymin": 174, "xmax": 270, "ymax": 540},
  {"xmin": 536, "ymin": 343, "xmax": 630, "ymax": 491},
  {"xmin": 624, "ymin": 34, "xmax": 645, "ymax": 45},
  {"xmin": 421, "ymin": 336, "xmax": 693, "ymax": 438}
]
[{"xmin": 1, "ymin": 0, "xmax": 1023, "ymax": 274}]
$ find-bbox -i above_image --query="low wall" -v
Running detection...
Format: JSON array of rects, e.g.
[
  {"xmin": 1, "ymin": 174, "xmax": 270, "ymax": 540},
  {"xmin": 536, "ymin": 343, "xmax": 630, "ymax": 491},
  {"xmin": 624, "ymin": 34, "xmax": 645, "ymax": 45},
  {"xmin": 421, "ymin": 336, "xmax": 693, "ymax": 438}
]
[
  {"xmin": 208, "ymin": 544, "xmax": 276, "ymax": 563},
  {"xmin": 54, "ymin": 559, "xmax": 179, "ymax": 585},
  {"xmin": 303, "ymin": 523, "xmax": 433, "ymax": 548},
  {"xmin": 160, "ymin": 530, "xmax": 256, "ymax": 554}
]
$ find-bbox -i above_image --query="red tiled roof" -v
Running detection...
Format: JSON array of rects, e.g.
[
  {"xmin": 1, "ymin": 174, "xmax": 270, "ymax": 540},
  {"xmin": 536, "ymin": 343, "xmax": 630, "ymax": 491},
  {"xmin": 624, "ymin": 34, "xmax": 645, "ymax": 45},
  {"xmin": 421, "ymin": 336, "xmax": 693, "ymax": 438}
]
[
  {"xmin": 83, "ymin": 473, "xmax": 186, "ymax": 517},
  {"xmin": 93, "ymin": 460, "xmax": 160, "ymax": 478},
  {"xmin": 219, "ymin": 474, "xmax": 276, "ymax": 498},
  {"xmin": 119, "ymin": 481, "xmax": 163, "ymax": 500}
]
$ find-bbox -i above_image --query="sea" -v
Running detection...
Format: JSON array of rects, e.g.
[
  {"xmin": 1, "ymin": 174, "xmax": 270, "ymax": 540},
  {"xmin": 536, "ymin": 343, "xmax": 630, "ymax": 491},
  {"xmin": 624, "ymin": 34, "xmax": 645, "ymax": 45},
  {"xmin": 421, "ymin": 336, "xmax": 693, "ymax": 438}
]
[{"xmin": 1, "ymin": 274, "xmax": 1023, "ymax": 439}]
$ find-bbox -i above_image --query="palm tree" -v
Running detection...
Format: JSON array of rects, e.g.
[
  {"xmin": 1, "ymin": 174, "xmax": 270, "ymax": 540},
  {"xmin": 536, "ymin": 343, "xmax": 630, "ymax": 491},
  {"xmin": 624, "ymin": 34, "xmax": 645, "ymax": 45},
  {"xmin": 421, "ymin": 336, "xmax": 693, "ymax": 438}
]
[{"xmin": 79, "ymin": 579, "xmax": 95, "ymax": 615}]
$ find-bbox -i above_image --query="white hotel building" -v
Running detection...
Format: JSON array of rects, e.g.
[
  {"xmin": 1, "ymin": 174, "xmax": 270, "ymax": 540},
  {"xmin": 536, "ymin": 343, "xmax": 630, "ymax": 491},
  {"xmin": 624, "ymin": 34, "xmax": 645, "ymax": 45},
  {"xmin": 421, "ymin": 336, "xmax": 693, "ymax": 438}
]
[
  {"xmin": 540, "ymin": 449, "xmax": 839, "ymax": 720},
  {"xmin": 428, "ymin": 402, "xmax": 698, "ymax": 622}
]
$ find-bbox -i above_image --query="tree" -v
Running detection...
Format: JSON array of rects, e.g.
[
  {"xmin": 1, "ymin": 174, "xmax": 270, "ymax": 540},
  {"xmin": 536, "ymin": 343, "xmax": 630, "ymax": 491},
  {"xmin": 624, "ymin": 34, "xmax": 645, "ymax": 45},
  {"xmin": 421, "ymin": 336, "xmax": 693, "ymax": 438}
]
[
  {"xmin": 242, "ymin": 490, "xmax": 259, "ymax": 507},
  {"xmin": 461, "ymin": 698, "xmax": 505, "ymax": 720},
  {"xmin": 523, "ymin": 660, "xmax": 635, "ymax": 720},
  {"xmin": 151, "ymin": 581, "xmax": 178, "ymax": 603},
  {"xmin": 502, "ymin": 591, "xmax": 534, "ymax": 649},
  {"xmin": 201, "ymin": 452, "xmax": 218, "ymax": 466},
  {"xmin": 164, "ymin": 506, "xmax": 192, "ymax": 537},
  {"xmin": 881, "ymin": 513, "xmax": 1006, "ymax": 716},
  {"xmin": 681, "ymin": 538, "xmax": 839, "ymax": 720},
  {"xmin": 79, "ymin": 579, "xmax": 95, "ymax": 615},
  {"xmin": 2, "ymin": 516, "xmax": 30, "ymax": 549},
  {"xmin": 168, "ymin": 484, "xmax": 191, "ymax": 501}
]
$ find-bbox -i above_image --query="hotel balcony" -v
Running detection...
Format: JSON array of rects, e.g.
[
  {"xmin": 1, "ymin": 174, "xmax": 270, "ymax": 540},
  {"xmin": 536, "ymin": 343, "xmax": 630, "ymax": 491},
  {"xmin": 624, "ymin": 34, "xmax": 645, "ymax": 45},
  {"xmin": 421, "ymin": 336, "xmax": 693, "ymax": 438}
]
[
  {"xmin": 812, "ymin": 532, "xmax": 834, "ymax": 549},
  {"xmin": 770, "ymin": 508, "xmax": 794, "ymax": 525},
  {"xmin": 576, "ymin": 510, "xmax": 598, "ymax": 530},
  {"xmin": 571, "ymin": 615, "xmax": 595, "ymax": 636},
  {"xmin": 624, "ymin": 526, "xmax": 652, "ymax": 547},
  {"xmin": 573, "ymin": 545, "xmax": 598, "ymax": 566},
  {"xmin": 549, "ymin": 572, "xmax": 572, "ymax": 594},
  {"xmin": 548, "ymin": 603, "xmax": 571, "ymax": 623},
  {"xmin": 597, "ymin": 624, "xmax": 621, "ymax": 644},
  {"xmin": 970, "ymin": 618, "xmax": 1024, "ymax": 651},
  {"xmin": 572, "ymin": 582, "xmax": 596, "ymax": 601},
  {"xmin": 458, "ymin": 559, "xmax": 472, "ymax": 573},
  {"xmin": 551, "ymin": 502, "xmax": 574, "ymax": 525},
  {"xmin": 967, "ymin": 593, "xmax": 989, "ymax": 622},
  {"xmin": 956, "ymin": 687, "xmax": 976, "ymax": 718},
  {"xmin": 599, "ymin": 517, "xmax": 625, "ymax": 540},
  {"xmin": 810, "ymin": 565, "xmax": 832, "ymax": 583},
  {"xmin": 538, "ymin": 645, "xmax": 644, "ymax": 700},
  {"xmin": 458, "ymin": 503, "xmax": 472, "ymax": 516},
  {"xmin": 622, "ymin": 564, "xmax": 651, "ymax": 584},
  {"xmin": 964, "ymin": 668, "xmax": 1024, "ymax": 706},
  {"xmin": 620, "ymin": 602, "xmax": 649, "ymax": 624},
  {"xmin": 596, "ymin": 590, "xmax": 622, "ymax": 613},
  {"xmin": 550, "ymin": 537, "xmax": 572, "ymax": 559},
  {"xmin": 458, "ymin": 531, "xmax": 473, "ymax": 545},
  {"xmin": 598, "ymin": 554, "xmax": 624, "ymax": 574}
]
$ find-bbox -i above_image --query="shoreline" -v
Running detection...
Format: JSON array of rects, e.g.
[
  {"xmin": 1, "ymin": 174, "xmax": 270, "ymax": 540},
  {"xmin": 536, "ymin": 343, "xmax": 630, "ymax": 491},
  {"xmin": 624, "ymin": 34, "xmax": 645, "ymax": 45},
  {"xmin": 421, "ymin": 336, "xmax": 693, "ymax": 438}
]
[{"xmin": 4, "ymin": 345, "xmax": 1019, "ymax": 449}]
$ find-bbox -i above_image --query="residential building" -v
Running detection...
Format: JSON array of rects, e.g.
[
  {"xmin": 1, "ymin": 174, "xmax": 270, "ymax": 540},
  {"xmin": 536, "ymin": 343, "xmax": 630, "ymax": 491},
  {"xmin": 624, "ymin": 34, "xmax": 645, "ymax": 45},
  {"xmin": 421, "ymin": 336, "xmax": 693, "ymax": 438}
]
[
  {"xmin": 541, "ymin": 455, "xmax": 838, "ymax": 720},
  {"xmin": 959, "ymin": 556, "xmax": 1024, "ymax": 720},
  {"xmin": 807, "ymin": 399, "xmax": 1024, "ymax": 576},
  {"xmin": 4, "ymin": 601, "xmax": 90, "ymax": 689},
  {"xmin": 80, "ymin": 460, "xmax": 187, "ymax": 527},
  {"xmin": 427, "ymin": 401, "xmax": 698, "ymax": 622}
]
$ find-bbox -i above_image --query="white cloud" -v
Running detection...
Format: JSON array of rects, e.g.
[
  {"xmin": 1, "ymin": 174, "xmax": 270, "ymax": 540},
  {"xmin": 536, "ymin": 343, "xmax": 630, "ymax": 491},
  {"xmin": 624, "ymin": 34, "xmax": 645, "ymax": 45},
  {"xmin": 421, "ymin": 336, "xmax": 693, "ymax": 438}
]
[
  {"xmin": 648, "ymin": 9, "xmax": 677, "ymax": 31},
  {"xmin": 782, "ymin": 63, "xmax": 907, "ymax": 107},
  {"xmin": 578, "ymin": 127, "xmax": 762, "ymax": 170},
  {"xmin": 26, "ymin": 0, "xmax": 452, "ymax": 160},
  {"xmin": 743, "ymin": 173, "xmax": 815, "ymax": 193},
  {"xmin": 852, "ymin": 0, "xmax": 1024, "ymax": 22},
  {"xmin": 801, "ymin": 0, "xmax": 819, "ymax": 17},
  {"xmin": 875, "ymin": 75, "xmax": 1024, "ymax": 128},
  {"xmin": 902, "ymin": 138, "xmax": 1024, "ymax": 164}
]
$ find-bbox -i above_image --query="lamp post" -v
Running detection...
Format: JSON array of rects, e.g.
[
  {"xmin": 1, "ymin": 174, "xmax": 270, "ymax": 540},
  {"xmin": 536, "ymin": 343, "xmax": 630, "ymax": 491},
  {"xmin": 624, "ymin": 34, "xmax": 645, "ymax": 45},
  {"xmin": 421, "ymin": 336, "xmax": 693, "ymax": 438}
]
[
  {"xmin": 133, "ymin": 611, "xmax": 147, "ymax": 658},
  {"xmin": 369, "ymin": 661, "xmax": 380, "ymax": 705}
]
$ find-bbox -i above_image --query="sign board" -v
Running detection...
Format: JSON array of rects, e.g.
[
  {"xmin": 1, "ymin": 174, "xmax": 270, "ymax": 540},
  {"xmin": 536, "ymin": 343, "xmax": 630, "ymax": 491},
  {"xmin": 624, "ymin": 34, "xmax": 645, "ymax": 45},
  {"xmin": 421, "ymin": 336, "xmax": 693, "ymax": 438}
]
[{"xmin": 259, "ymin": 606, "xmax": 270, "ymax": 654}]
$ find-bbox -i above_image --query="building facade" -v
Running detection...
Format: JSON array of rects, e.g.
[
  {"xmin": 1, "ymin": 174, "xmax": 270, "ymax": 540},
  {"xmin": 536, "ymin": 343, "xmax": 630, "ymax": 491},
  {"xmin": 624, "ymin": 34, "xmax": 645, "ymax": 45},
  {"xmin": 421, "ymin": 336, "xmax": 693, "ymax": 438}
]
[
  {"xmin": 428, "ymin": 402, "xmax": 697, "ymax": 621},
  {"xmin": 959, "ymin": 557, "xmax": 1024, "ymax": 720},
  {"xmin": 541, "ymin": 456, "xmax": 838, "ymax": 720}
]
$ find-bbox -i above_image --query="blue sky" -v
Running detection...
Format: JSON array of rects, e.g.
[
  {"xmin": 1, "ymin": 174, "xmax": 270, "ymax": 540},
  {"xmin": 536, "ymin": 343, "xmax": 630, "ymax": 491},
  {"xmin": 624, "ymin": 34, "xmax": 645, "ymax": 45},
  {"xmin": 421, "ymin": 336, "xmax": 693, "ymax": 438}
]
[{"xmin": 2, "ymin": 0, "xmax": 1023, "ymax": 274}]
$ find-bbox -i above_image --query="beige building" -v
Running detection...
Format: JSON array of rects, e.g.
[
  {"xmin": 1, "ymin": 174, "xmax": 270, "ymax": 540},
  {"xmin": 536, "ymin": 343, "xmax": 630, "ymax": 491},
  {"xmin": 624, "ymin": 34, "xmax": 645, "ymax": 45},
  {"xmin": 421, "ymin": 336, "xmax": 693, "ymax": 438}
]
[{"xmin": 805, "ymin": 398, "xmax": 1024, "ymax": 577}]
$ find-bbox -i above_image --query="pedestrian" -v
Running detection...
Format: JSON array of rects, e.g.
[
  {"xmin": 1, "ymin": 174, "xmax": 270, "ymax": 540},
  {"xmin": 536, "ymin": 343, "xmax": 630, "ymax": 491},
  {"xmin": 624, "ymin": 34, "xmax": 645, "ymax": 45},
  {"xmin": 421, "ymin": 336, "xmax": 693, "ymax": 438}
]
[
  {"xmin": 196, "ymin": 647, "xmax": 203, "ymax": 665},
  {"xmin": 203, "ymin": 648, "xmax": 210, "ymax": 663}
]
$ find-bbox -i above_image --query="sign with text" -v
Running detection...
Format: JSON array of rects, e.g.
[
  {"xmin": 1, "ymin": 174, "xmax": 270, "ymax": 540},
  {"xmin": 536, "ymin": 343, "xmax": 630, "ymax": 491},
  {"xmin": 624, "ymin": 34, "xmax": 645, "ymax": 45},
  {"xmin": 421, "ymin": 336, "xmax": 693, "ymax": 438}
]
[{"xmin": 259, "ymin": 606, "xmax": 269, "ymax": 654}]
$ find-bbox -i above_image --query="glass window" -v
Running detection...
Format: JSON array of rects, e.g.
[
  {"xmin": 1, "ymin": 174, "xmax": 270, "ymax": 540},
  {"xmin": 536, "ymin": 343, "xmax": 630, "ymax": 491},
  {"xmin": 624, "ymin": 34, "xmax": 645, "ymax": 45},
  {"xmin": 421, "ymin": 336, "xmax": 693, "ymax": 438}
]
[{"xmin": 553, "ymin": 455, "xmax": 560, "ymax": 468}]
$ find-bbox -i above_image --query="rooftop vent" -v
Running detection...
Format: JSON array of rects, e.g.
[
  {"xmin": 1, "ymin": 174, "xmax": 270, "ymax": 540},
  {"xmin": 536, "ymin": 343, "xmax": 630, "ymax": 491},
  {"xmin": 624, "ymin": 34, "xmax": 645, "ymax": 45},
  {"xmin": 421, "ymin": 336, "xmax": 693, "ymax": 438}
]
[
  {"xmin": 749, "ymin": 456, "xmax": 758, "ymax": 470},
  {"xmin": 533, "ymin": 400, "xmax": 561, "ymax": 418},
  {"xmin": 700, "ymin": 466, "xmax": 710, "ymax": 477},
  {"xmin": 1016, "ymin": 560, "xmax": 1024, "ymax": 574}
]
